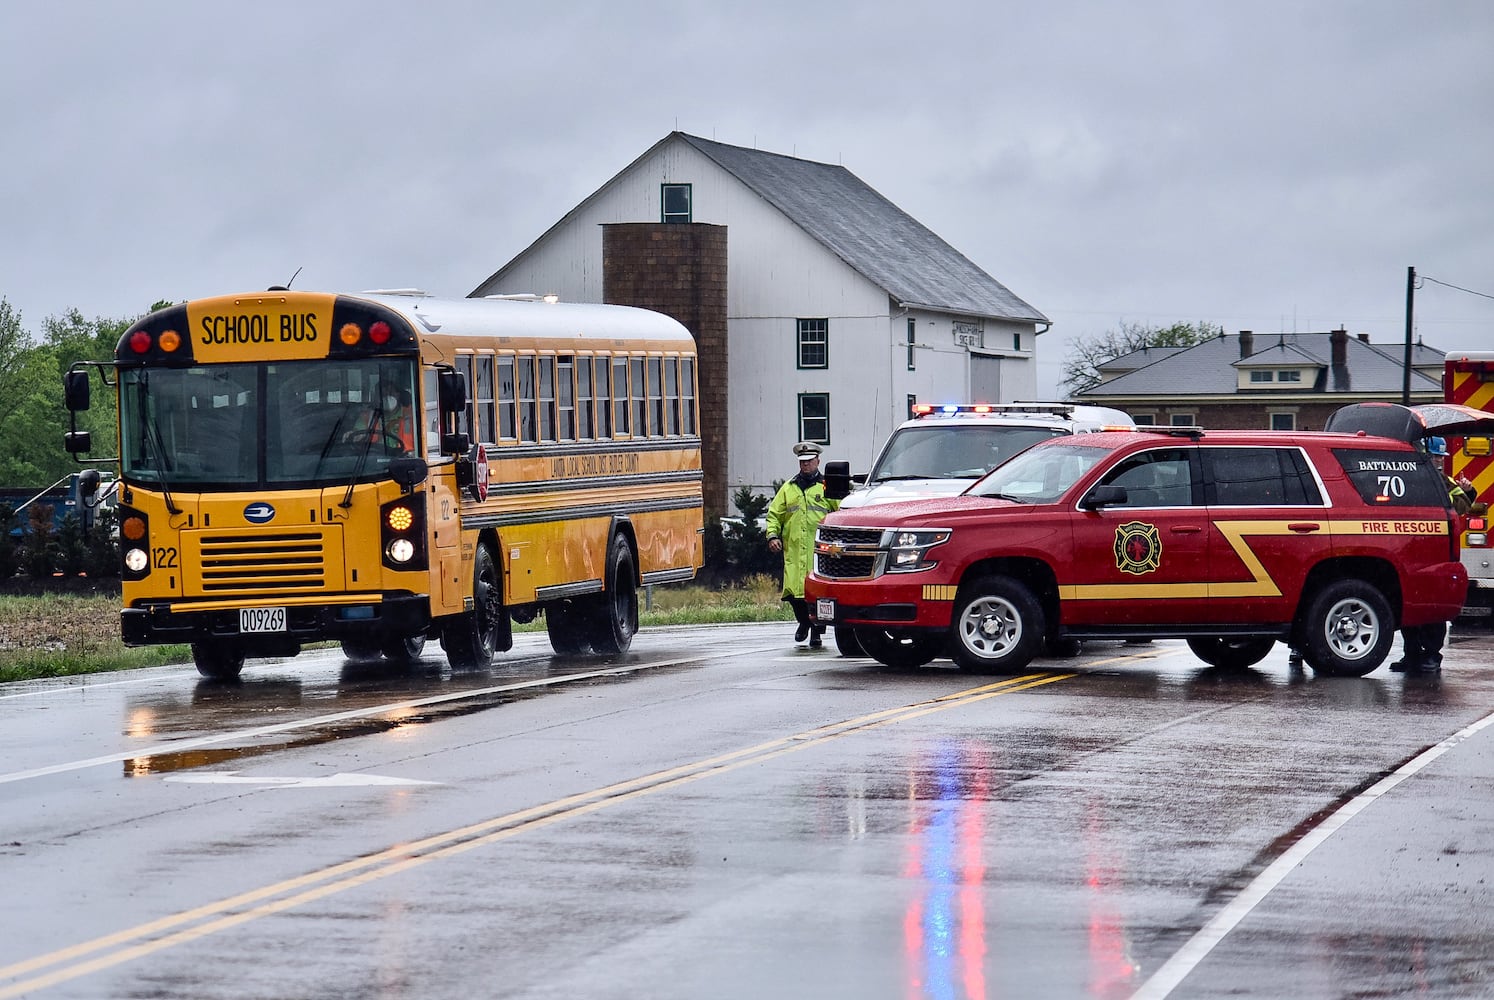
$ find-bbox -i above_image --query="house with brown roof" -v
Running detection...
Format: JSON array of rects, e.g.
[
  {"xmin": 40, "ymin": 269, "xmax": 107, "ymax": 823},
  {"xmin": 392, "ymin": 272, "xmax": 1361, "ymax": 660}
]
[{"xmin": 1076, "ymin": 329, "xmax": 1445, "ymax": 430}]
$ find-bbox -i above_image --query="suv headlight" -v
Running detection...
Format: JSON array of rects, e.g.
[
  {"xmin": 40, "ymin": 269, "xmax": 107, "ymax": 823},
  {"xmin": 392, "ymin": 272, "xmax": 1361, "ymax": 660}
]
[{"xmin": 886, "ymin": 528, "xmax": 951, "ymax": 572}]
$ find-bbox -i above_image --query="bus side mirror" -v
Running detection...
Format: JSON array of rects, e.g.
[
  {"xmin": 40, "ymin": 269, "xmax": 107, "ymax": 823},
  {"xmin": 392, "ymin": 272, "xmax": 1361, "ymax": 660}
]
[
  {"xmin": 77, "ymin": 469, "xmax": 101, "ymax": 498},
  {"xmin": 64, "ymin": 370, "xmax": 91, "ymax": 411},
  {"xmin": 441, "ymin": 432, "xmax": 470, "ymax": 456},
  {"xmin": 389, "ymin": 456, "xmax": 428, "ymax": 491},
  {"xmin": 439, "ymin": 370, "xmax": 467, "ymax": 411}
]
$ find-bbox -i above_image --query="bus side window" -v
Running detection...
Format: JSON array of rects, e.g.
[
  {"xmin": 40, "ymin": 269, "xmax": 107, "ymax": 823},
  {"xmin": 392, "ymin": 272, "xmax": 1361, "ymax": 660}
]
[
  {"xmin": 647, "ymin": 356, "xmax": 663, "ymax": 437},
  {"xmin": 497, "ymin": 355, "xmax": 516, "ymax": 441},
  {"xmin": 594, "ymin": 355, "xmax": 611, "ymax": 438},
  {"xmin": 682, "ymin": 357, "xmax": 697, "ymax": 435},
  {"xmin": 474, "ymin": 354, "xmax": 495, "ymax": 445},
  {"xmin": 538, "ymin": 355, "xmax": 556, "ymax": 442},
  {"xmin": 576, "ymin": 354, "xmax": 593, "ymax": 440},
  {"xmin": 558, "ymin": 355, "xmax": 575, "ymax": 441},
  {"xmin": 631, "ymin": 356, "xmax": 646, "ymax": 439},
  {"xmin": 664, "ymin": 356, "xmax": 679, "ymax": 436},
  {"xmin": 517, "ymin": 355, "xmax": 537, "ymax": 443},
  {"xmin": 423, "ymin": 369, "xmax": 440, "ymax": 452},
  {"xmin": 612, "ymin": 356, "xmax": 629, "ymax": 436}
]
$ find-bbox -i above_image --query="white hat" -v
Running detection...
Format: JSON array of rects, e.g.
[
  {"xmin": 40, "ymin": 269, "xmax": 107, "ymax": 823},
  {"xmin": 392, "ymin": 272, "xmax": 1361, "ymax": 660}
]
[{"xmin": 793, "ymin": 441, "xmax": 822, "ymax": 458}]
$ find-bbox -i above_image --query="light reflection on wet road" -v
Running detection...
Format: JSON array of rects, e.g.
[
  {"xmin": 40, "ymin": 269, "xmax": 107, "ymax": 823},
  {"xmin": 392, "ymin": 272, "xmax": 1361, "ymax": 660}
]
[{"xmin": 1, "ymin": 624, "xmax": 1491, "ymax": 999}]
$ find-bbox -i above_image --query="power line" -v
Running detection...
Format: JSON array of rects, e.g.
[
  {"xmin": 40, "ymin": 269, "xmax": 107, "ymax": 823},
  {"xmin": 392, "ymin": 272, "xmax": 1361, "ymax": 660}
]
[{"xmin": 1419, "ymin": 274, "xmax": 1494, "ymax": 302}]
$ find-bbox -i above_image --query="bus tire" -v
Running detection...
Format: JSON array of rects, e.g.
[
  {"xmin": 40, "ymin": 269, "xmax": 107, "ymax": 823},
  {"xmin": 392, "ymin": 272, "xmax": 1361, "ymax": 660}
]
[
  {"xmin": 587, "ymin": 536, "xmax": 638, "ymax": 657},
  {"xmin": 340, "ymin": 638, "xmax": 384, "ymax": 663},
  {"xmin": 546, "ymin": 601, "xmax": 593, "ymax": 655},
  {"xmin": 442, "ymin": 545, "xmax": 501, "ymax": 670},
  {"xmin": 381, "ymin": 634, "xmax": 426, "ymax": 664},
  {"xmin": 192, "ymin": 641, "xmax": 245, "ymax": 681}
]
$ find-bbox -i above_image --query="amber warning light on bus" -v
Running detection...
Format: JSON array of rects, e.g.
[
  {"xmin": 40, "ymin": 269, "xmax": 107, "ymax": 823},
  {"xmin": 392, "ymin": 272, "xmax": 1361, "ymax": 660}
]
[
  {"xmin": 128, "ymin": 328, "xmax": 183, "ymax": 354},
  {"xmin": 340, "ymin": 320, "xmax": 393, "ymax": 346}
]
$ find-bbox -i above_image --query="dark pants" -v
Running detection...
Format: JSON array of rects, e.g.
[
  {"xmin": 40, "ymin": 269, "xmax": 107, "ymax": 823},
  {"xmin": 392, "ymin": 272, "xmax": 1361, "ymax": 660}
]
[{"xmin": 1400, "ymin": 622, "xmax": 1447, "ymax": 667}]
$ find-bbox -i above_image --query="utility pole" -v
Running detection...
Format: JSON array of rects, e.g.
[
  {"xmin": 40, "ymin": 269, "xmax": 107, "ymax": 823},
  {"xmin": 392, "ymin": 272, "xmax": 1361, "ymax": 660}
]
[{"xmin": 1402, "ymin": 266, "xmax": 1415, "ymax": 404}]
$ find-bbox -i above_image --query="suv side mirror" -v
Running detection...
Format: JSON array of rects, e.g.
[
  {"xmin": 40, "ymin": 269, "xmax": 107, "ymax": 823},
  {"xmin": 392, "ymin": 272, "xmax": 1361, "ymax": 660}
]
[
  {"xmin": 823, "ymin": 460, "xmax": 852, "ymax": 500},
  {"xmin": 1081, "ymin": 485, "xmax": 1128, "ymax": 510}
]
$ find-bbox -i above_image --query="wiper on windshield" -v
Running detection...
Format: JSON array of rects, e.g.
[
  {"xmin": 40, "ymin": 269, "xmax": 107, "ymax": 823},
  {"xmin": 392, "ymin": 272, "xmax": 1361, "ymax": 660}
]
[
  {"xmin": 872, "ymin": 474, "xmax": 937, "ymax": 483},
  {"xmin": 340, "ymin": 407, "xmax": 383, "ymax": 508}
]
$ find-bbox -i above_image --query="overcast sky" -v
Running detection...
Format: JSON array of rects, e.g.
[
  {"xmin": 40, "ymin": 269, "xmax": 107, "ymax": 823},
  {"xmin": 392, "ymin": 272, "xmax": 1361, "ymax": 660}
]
[{"xmin": 3, "ymin": 1, "xmax": 1490, "ymax": 396}]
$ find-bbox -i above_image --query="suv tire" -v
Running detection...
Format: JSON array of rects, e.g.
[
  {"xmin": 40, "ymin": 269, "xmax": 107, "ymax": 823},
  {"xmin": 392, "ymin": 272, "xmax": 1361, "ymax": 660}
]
[
  {"xmin": 951, "ymin": 575, "xmax": 1044, "ymax": 673},
  {"xmin": 1186, "ymin": 636, "xmax": 1275, "ymax": 670},
  {"xmin": 1300, "ymin": 580, "xmax": 1394, "ymax": 677}
]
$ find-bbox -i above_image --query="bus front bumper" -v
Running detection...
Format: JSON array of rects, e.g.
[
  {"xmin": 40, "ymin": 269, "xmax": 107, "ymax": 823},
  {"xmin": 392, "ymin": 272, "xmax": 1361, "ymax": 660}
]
[{"xmin": 120, "ymin": 594, "xmax": 432, "ymax": 647}]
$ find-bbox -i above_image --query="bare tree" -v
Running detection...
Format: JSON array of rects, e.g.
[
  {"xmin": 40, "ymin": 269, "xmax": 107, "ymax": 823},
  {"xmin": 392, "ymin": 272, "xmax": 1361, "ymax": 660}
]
[{"xmin": 1059, "ymin": 320, "xmax": 1221, "ymax": 396}]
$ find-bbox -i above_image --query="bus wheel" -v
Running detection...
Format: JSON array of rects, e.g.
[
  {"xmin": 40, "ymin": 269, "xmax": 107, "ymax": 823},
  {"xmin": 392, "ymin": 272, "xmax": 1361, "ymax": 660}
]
[
  {"xmin": 381, "ymin": 635, "xmax": 426, "ymax": 664},
  {"xmin": 546, "ymin": 601, "xmax": 593, "ymax": 655},
  {"xmin": 192, "ymin": 641, "xmax": 245, "ymax": 681},
  {"xmin": 587, "ymin": 536, "xmax": 638, "ymax": 657},
  {"xmin": 340, "ymin": 638, "xmax": 384, "ymax": 663},
  {"xmin": 443, "ymin": 545, "xmax": 501, "ymax": 670}
]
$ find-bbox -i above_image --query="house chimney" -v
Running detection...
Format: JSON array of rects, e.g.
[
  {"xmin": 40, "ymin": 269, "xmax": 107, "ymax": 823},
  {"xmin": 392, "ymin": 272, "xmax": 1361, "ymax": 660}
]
[
  {"xmin": 1357, "ymin": 332, "xmax": 1370, "ymax": 343},
  {"xmin": 1331, "ymin": 327, "xmax": 1348, "ymax": 366},
  {"xmin": 1239, "ymin": 330, "xmax": 1254, "ymax": 358}
]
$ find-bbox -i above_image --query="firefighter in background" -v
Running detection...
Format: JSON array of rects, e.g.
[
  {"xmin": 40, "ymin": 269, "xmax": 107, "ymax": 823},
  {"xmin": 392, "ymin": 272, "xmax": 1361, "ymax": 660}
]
[
  {"xmin": 1392, "ymin": 436, "xmax": 1477, "ymax": 673},
  {"xmin": 766, "ymin": 441, "xmax": 840, "ymax": 648}
]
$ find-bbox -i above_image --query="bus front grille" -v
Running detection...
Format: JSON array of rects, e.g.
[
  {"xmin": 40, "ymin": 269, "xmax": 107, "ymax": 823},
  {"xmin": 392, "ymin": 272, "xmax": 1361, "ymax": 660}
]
[{"xmin": 195, "ymin": 532, "xmax": 327, "ymax": 591}]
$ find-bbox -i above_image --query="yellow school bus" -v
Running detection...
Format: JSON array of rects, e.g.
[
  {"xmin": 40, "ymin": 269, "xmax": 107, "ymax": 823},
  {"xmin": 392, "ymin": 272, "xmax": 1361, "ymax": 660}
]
[{"xmin": 63, "ymin": 289, "xmax": 703, "ymax": 679}]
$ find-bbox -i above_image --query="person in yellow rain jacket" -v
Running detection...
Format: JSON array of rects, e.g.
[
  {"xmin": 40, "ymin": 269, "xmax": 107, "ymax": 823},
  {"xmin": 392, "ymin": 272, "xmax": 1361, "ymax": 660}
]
[{"xmin": 766, "ymin": 441, "xmax": 840, "ymax": 648}]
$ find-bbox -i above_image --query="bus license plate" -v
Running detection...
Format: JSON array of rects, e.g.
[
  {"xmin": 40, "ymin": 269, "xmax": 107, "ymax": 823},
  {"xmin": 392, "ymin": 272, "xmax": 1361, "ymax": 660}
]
[
  {"xmin": 816, "ymin": 598, "xmax": 836, "ymax": 622},
  {"xmin": 240, "ymin": 607, "xmax": 286, "ymax": 633}
]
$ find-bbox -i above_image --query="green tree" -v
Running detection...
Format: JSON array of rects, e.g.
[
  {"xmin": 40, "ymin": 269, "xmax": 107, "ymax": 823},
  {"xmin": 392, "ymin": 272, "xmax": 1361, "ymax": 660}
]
[{"xmin": 1059, "ymin": 320, "xmax": 1222, "ymax": 397}]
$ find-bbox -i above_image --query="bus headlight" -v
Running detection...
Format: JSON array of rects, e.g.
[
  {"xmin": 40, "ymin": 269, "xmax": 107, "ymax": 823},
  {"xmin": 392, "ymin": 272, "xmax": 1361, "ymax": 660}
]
[
  {"xmin": 124, "ymin": 547, "xmax": 149, "ymax": 572},
  {"xmin": 386, "ymin": 538, "xmax": 416, "ymax": 564}
]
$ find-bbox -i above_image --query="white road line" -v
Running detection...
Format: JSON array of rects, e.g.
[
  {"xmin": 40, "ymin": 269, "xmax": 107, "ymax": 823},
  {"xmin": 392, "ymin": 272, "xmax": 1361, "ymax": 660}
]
[
  {"xmin": 0, "ymin": 646, "xmax": 781, "ymax": 786},
  {"xmin": 1129, "ymin": 705, "xmax": 1494, "ymax": 1000}
]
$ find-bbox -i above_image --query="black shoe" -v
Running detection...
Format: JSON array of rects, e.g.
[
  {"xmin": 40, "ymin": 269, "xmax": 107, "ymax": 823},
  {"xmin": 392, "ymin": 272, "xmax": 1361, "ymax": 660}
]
[
  {"xmin": 1391, "ymin": 658, "xmax": 1440, "ymax": 674},
  {"xmin": 1389, "ymin": 658, "xmax": 1410, "ymax": 672},
  {"xmin": 809, "ymin": 628, "xmax": 823, "ymax": 649},
  {"xmin": 795, "ymin": 622, "xmax": 810, "ymax": 642}
]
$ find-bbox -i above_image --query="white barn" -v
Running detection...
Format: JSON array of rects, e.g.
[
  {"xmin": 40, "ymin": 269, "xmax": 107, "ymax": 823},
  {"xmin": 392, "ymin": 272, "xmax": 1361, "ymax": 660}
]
[{"xmin": 472, "ymin": 131, "xmax": 1049, "ymax": 513}]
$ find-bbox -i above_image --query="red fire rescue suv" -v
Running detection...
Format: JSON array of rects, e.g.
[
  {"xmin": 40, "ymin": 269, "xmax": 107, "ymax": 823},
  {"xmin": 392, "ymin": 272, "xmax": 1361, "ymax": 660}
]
[
  {"xmin": 807, "ymin": 424, "xmax": 1469, "ymax": 676},
  {"xmin": 1444, "ymin": 351, "xmax": 1494, "ymax": 621}
]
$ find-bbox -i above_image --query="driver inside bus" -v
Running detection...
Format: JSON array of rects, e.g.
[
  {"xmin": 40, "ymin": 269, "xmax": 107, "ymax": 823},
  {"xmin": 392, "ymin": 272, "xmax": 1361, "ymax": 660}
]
[{"xmin": 346, "ymin": 383, "xmax": 416, "ymax": 452}]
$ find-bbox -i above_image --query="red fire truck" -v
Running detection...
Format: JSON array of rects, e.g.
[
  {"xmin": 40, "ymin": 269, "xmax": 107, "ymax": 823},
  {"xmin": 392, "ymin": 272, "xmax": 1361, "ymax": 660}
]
[{"xmin": 1445, "ymin": 351, "xmax": 1494, "ymax": 622}]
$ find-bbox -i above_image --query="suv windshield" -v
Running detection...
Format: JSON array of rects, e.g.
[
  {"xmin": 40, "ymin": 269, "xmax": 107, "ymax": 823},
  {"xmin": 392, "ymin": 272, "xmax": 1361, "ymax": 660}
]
[
  {"xmin": 967, "ymin": 442, "xmax": 1110, "ymax": 504},
  {"xmin": 870, "ymin": 425, "xmax": 1065, "ymax": 481},
  {"xmin": 119, "ymin": 358, "xmax": 420, "ymax": 488}
]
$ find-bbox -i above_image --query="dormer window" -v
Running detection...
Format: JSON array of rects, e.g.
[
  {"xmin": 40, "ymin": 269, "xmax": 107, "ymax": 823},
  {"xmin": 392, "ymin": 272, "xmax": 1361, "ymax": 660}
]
[
  {"xmin": 1250, "ymin": 370, "xmax": 1273, "ymax": 383},
  {"xmin": 1277, "ymin": 370, "xmax": 1302, "ymax": 383},
  {"xmin": 662, "ymin": 184, "xmax": 692, "ymax": 224}
]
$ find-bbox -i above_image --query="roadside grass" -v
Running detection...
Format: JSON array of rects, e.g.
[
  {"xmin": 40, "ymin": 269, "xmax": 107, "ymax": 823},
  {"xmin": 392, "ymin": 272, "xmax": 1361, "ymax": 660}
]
[{"xmin": 0, "ymin": 576, "xmax": 792, "ymax": 682}]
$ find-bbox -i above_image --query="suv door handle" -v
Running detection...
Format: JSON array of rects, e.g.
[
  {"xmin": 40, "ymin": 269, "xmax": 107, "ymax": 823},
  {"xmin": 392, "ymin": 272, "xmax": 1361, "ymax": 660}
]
[
  {"xmin": 1288, "ymin": 522, "xmax": 1322, "ymax": 533},
  {"xmin": 1170, "ymin": 525, "xmax": 1203, "ymax": 534}
]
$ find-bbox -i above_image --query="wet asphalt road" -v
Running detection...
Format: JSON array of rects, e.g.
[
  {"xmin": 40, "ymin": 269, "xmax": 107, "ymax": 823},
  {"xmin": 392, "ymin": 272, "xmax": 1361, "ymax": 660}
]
[{"xmin": 1, "ymin": 623, "xmax": 1492, "ymax": 999}]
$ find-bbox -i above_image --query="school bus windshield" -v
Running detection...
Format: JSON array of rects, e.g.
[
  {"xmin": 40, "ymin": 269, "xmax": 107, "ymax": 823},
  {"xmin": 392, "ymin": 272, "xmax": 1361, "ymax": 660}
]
[{"xmin": 119, "ymin": 358, "xmax": 421, "ymax": 488}]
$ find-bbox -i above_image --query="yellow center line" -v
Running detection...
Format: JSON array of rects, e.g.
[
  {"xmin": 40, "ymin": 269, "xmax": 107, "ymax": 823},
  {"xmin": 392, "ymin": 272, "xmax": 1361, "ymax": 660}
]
[{"xmin": 0, "ymin": 669, "xmax": 1090, "ymax": 997}]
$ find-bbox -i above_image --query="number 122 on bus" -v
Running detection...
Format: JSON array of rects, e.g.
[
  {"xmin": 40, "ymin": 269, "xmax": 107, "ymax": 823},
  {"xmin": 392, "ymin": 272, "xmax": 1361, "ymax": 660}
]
[{"xmin": 63, "ymin": 289, "xmax": 704, "ymax": 680}]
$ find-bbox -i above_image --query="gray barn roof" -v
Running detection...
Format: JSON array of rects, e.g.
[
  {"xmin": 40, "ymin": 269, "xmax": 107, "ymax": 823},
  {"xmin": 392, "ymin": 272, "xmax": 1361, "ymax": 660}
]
[
  {"xmin": 1081, "ymin": 332, "xmax": 1444, "ymax": 399},
  {"xmin": 473, "ymin": 132, "xmax": 1046, "ymax": 325},
  {"xmin": 676, "ymin": 134, "xmax": 1047, "ymax": 324}
]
